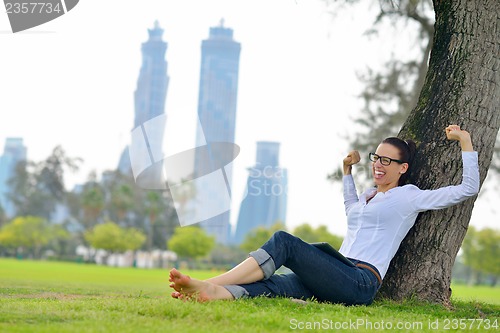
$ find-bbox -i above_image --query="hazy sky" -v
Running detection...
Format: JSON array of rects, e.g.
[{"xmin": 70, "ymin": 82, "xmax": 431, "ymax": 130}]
[{"xmin": 1, "ymin": 0, "xmax": 497, "ymax": 235}]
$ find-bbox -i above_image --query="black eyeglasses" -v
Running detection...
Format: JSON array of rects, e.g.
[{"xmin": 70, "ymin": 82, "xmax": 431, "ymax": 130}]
[{"xmin": 369, "ymin": 153, "xmax": 405, "ymax": 166}]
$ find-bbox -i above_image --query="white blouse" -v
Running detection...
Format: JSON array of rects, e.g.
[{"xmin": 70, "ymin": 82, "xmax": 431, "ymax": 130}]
[{"xmin": 339, "ymin": 151, "xmax": 480, "ymax": 279}]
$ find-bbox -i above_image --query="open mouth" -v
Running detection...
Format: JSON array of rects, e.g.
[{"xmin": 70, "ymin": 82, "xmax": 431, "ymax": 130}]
[{"xmin": 374, "ymin": 170, "xmax": 386, "ymax": 179}]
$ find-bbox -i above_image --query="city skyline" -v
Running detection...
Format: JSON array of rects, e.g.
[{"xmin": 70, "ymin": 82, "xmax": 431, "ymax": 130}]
[{"xmin": 1, "ymin": 0, "xmax": 498, "ymax": 236}]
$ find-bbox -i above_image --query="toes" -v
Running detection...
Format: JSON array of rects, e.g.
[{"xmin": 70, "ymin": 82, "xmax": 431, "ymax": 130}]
[{"xmin": 172, "ymin": 292, "xmax": 187, "ymax": 301}]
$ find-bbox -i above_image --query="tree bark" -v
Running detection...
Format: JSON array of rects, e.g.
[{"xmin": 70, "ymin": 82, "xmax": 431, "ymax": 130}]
[{"xmin": 378, "ymin": 0, "xmax": 500, "ymax": 305}]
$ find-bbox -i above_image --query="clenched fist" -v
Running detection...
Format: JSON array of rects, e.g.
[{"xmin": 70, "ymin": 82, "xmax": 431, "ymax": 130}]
[
  {"xmin": 343, "ymin": 150, "xmax": 360, "ymax": 175},
  {"xmin": 445, "ymin": 125, "xmax": 473, "ymax": 151}
]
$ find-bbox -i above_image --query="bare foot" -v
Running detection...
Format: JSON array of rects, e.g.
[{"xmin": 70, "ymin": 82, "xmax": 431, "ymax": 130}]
[{"xmin": 168, "ymin": 268, "xmax": 233, "ymax": 302}]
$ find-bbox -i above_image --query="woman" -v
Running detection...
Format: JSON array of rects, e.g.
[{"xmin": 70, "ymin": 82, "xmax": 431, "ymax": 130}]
[{"xmin": 169, "ymin": 125, "xmax": 479, "ymax": 304}]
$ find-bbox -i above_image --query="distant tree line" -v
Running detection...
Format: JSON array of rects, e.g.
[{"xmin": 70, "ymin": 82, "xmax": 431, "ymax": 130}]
[
  {"xmin": 0, "ymin": 216, "xmax": 69, "ymax": 259},
  {"xmin": 0, "ymin": 147, "xmax": 345, "ymax": 270},
  {"xmin": 0, "ymin": 146, "xmax": 178, "ymax": 261},
  {"xmin": 455, "ymin": 226, "xmax": 500, "ymax": 286}
]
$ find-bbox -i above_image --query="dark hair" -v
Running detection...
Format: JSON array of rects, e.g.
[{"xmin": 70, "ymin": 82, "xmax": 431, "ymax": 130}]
[{"xmin": 381, "ymin": 137, "xmax": 417, "ymax": 186}]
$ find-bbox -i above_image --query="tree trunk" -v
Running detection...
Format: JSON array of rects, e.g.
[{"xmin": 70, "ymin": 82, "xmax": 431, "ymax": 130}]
[{"xmin": 378, "ymin": 0, "xmax": 500, "ymax": 305}]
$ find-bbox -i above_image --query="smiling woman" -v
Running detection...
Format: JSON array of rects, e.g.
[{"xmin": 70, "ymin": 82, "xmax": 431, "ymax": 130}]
[{"xmin": 167, "ymin": 125, "xmax": 480, "ymax": 305}]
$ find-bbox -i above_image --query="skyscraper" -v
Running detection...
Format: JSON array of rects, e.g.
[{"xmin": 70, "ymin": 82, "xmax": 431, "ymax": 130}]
[
  {"xmin": 0, "ymin": 138, "xmax": 27, "ymax": 218},
  {"xmin": 194, "ymin": 20, "xmax": 241, "ymax": 244},
  {"xmin": 233, "ymin": 141, "xmax": 288, "ymax": 244},
  {"xmin": 118, "ymin": 21, "xmax": 170, "ymax": 174}
]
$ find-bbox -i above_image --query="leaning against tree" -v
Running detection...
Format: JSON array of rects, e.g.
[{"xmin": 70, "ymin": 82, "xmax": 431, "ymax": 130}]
[{"xmin": 168, "ymin": 125, "xmax": 479, "ymax": 305}]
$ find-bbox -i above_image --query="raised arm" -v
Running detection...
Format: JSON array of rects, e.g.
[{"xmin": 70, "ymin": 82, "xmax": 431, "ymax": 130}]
[
  {"xmin": 410, "ymin": 125, "xmax": 479, "ymax": 212},
  {"xmin": 343, "ymin": 150, "xmax": 361, "ymax": 214}
]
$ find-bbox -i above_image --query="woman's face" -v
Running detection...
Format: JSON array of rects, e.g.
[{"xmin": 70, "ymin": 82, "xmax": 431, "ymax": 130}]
[{"xmin": 372, "ymin": 143, "xmax": 408, "ymax": 191}]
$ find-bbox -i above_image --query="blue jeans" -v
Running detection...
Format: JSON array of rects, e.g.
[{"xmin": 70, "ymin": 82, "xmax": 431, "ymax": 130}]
[{"xmin": 224, "ymin": 231, "xmax": 380, "ymax": 305}]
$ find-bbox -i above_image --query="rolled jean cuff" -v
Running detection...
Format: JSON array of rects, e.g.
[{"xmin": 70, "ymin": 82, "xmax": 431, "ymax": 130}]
[
  {"xmin": 223, "ymin": 285, "xmax": 249, "ymax": 299},
  {"xmin": 248, "ymin": 248, "xmax": 276, "ymax": 280}
]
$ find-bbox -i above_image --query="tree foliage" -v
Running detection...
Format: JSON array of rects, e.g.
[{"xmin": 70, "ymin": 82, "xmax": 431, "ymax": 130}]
[
  {"xmin": 0, "ymin": 216, "xmax": 69, "ymax": 257},
  {"xmin": 66, "ymin": 169, "xmax": 178, "ymax": 251},
  {"xmin": 0, "ymin": 204, "xmax": 7, "ymax": 228},
  {"xmin": 121, "ymin": 227, "xmax": 147, "ymax": 252},
  {"xmin": 84, "ymin": 221, "xmax": 145, "ymax": 253},
  {"xmin": 81, "ymin": 182, "xmax": 105, "ymax": 227},
  {"xmin": 167, "ymin": 226, "xmax": 215, "ymax": 259},
  {"xmin": 292, "ymin": 224, "xmax": 343, "ymax": 249},
  {"xmin": 102, "ymin": 171, "xmax": 178, "ymax": 249},
  {"xmin": 66, "ymin": 174, "xmax": 106, "ymax": 231},
  {"xmin": 239, "ymin": 222, "xmax": 286, "ymax": 253},
  {"xmin": 461, "ymin": 227, "xmax": 500, "ymax": 280},
  {"xmin": 144, "ymin": 190, "xmax": 162, "ymax": 252},
  {"xmin": 7, "ymin": 146, "xmax": 81, "ymax": 219}
]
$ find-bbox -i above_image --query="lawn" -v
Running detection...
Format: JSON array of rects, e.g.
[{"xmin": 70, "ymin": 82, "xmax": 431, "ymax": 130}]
[{"xmin": 0, "ymin": 258, "xmax": 498, "ymax": 333}]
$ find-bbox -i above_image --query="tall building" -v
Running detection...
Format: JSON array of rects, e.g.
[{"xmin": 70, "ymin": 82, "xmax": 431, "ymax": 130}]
[
  {"xmin": 233, "ymin": 142, "xmax": 288, "ymax": 244},
  {"xmin": 0, "ymin": 138, "xmax": 27, "ymax": 218},
  {"xmin": 118, "ymin": 20, "xmax": 170, "ymax": 174},
  {"xmin": 194, "ymin": 20, "xmax": 241, "ymax": 244}
]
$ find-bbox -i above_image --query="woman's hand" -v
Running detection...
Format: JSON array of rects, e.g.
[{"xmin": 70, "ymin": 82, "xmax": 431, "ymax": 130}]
[
  {"xmin": 343, "ymin": 150, "xmax": 360, "ymax": 175},
  {"xmin": 445, "ymin": 125, "xmax": 474, "ymax": 151}
]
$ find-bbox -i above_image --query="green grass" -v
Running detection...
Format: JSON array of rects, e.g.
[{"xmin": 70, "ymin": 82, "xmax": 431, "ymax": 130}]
[
  {"xmin": 451, "ymin": 284, "xmax": 500, "ymax": 306},
  {"xmin": 0, "ymin": 258, "xmax": 498, "ymax": 332}
]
